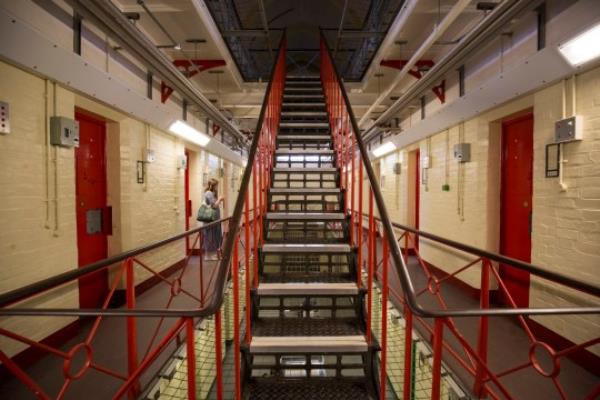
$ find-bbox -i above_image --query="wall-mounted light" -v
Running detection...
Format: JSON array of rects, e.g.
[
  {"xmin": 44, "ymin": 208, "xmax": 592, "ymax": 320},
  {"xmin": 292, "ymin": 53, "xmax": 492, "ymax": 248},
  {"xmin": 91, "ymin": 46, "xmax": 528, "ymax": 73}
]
[
  {"xmin": 169, "ymin": 120, "xmax": 210, "ymax": 147},
  {"xmin": 559, "ymin": 22, "xmax": 600, "ymax": 67},
  {"xmin": 372, "ymin": 141, "xmax": 396, "ymax": 157}
]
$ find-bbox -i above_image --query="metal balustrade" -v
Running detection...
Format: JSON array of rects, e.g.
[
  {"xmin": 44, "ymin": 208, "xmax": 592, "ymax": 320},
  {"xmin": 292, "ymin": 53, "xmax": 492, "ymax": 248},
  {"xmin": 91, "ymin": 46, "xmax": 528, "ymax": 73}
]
[{"xmin": 0, "ymin": 28, "xmax": 598, "ymax": 400}]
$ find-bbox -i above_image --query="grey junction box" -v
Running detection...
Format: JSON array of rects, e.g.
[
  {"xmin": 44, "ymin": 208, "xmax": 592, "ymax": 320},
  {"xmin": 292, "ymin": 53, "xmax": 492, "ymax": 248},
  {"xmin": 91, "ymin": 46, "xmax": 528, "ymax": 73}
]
[
  {"xmin": 50, "ymin": 116, "xmax": 80, "ymax": 148},
  {"xmin": 453, "ymin": 143, "xmax": 471, "ymax": 163}
]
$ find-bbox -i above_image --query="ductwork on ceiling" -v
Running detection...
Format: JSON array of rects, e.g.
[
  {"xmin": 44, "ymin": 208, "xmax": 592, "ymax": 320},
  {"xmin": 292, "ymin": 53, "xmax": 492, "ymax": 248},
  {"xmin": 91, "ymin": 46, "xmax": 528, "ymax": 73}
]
[
  {"xmin": 363, "ymin": 0, "xmax": 541, "ymax": 142},
  {"xmin": 65, "ymin": 0, "xmax": 247, "ymax": 147}
]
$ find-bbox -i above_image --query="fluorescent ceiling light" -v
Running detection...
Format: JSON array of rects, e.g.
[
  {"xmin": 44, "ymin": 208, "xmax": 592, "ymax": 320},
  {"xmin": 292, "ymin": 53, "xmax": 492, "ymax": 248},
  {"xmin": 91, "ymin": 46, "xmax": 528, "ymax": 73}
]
[
  {"xmin": 169, "ymin": 120, "xmax": 210, "ymax": 147},
  {"xmin": 372, "ymin": 141, "xmax": 396, "ymax": 157},
  {"xmin": 559, "ymin": 22, "xmax": 600, "ymax": 66}
]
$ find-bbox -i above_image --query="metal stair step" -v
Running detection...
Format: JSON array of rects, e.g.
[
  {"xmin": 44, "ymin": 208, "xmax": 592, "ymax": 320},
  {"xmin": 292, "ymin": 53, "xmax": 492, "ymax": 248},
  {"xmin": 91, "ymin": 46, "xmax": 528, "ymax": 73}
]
[
  {"xmin": 269, "ymin": 187, "xmax": 341, "ymax": 194},
  {"xmin": 266, "ymin": 212, "xmax": 344, "ymax": 221},
  {"xmin": 282, "ymin": 102, "xmax": 326, "ymax": 107},
  {"xmin": 283, "ymin": 94, "xmax": 325, "ymax": 99},
  {"xmin": 285, "ymin": 87, "xmax": 322, "ymax": 92},
  {"xmin": 262, "ymin": 243, "xmax": 351, "ymax": 253},
  {"xmin": 257, "ymin": 282, "xmax": 358, "ymax": 295},
  {"xmin": 245, "ymin": 381, "xmax": 371, "ymax": 400},
  {"xmin": 277, "ymin": 135, "xmax": 331, "ymax": 141},
  {"xmin": 280, "ymin": 122, "xmax": 329, "ymax": 128},
  {"xmin": 273, "ymin": 167, "xmax": 338, "ymax": 173},
  {"xmin": 275, "ymin": 148, "xmax": 334, "ymax": 155},
  {"xmin": 281, "ymin": 111, "xmax": 327, "ymax": 117},
  {"xmin": 250, "ymin": 335, "xmax": 367, "ymax": 353}
]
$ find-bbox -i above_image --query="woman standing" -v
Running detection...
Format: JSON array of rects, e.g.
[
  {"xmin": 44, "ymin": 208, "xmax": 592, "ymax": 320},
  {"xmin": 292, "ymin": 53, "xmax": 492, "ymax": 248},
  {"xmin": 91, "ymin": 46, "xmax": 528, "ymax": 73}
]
[{"xmin": 203, "ymin": 178, "xmax": 224, "ymax": 260}]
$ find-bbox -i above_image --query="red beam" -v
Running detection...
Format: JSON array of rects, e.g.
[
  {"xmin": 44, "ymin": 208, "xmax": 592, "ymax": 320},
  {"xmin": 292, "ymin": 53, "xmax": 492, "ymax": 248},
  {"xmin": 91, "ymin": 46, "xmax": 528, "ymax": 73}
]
[
  {"xmin": 161, "ymin": 59, "xmax": 226, "ymax": 103},
  {"xmin": 380, "ymin": 59, "xmax": 434, "ymax": 79}
]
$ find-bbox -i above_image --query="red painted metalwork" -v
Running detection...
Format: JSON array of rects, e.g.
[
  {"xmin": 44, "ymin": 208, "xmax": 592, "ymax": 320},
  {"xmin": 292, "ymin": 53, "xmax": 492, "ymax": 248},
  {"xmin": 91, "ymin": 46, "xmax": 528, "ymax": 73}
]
[
  {"xmin": 232, "ymin": 233, "xmax": 241, "ymax": 400},
  {"xmin": 357, "ymin": 161, "xmax": 364, "ymax": 286},
  {"xmin": 161, "ymin": 59, "xmax": 225, "ymax": 103},
  {"xmin": 431, "ymin": 318, "xmax": 445, "ymax": 399},
  {"xmin": 366, "ymin": 191, "xmax": 374, "ymax": 344},
  {"xmin": 474, "ymin": 258, "xmax": 490, "ymax": 396},
  {"xmin": 380, "ymin": 234, "xmax": 389, "ymax": 399},
  {"xmin": 75, "ymin": 112, "xmax": 108, "ymax": 309},
  {"xmin": 500, "ymin": 114, "xmax": 534, "ymax": 308},
  {"xmin": 432, "ymin": 79, "xmax": 446, "ymax": 103},
  {"xmin": 244, "ymin": 194, "xmax": 252, "ymax": 343},
  {"xmin": 403, "ymin": 303, "xmax": 413, "ymax": 400},
  {"xmin": 125, "ymin": 258, "xmax": 139, "ymax": 398},
  {"xmin": 380, "ymin": 59, "xmax": 435, "ymax": 79},
  {"xmin": 215, "ymin": 310, "xmax": 223, "ymax": 400},
  {"xmin": 185, "ymin": 318, "xmax": 196, "ymax": 400}
]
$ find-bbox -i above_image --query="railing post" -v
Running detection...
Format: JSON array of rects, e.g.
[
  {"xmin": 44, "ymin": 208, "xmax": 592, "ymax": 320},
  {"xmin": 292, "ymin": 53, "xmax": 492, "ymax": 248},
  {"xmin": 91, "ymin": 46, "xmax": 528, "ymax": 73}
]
[
  {"xmin": 244, "ymin": 194, "xmax": 252, "ymax": 343},
  {"xmin": 474, "ymin": 258, "xmax": 490, "ymax": 397},
  {"xmin": 215, "ymin": 310, "xmax": 223, "ymax": 400},
  {"xmin": 357, "ymin": 160, "xmax": 364, "ymax": 286},
  {"xmin": 125, "ymin": 258, "xmax": 140, "ymax": 398},
  {"xmin": 350, "ymin": 138, "xmax": 355, "ymax": 247},
  {"xmin": 431, "ymin": 318, "xmax": 444, "ymax": 400},
  {"xmin": 380, "ymin": 234, "xmax": 389, "ymax": 399},
  {"xmin": 404, "ymin": 232, "xmax": 409, "ymax": 264},
  {"xmin": 403, "ymin": 304, "xmax": 413, "ymax": 400},
  {"xmin": 232, "ymin": 233, "xmax": 241, "ymax": 400},
  {"xmin": 199, "ymin": 232, "xmax": 205, "ymax": 306},
  {"xmin": 366, "ymin": 190, "xmax": 374, "ymax": 343},
  {"xmin": 253, "ymin": 162, "xmax": 259, "ymax": 287},
  {"xmin": 185, "ymin": 317, "xmax": 196, "ymax": 400}
]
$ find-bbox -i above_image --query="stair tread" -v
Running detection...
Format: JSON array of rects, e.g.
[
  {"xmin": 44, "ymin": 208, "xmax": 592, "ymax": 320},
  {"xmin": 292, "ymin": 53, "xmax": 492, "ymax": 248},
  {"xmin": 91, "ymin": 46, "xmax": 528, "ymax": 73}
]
[
  {"xmin": 262, "ymin": 243, "xmax": 351, "ymax": 253},
  {"xmin": 253, "ymin": 318, "xmax": 362, "ymax": 336},
  {"xmin": 277, "ymin": 135, "xmax": 331, "ymax": 140},
  {"xmin": 273, "ymin": 167, "xmax": 337, "ymax": 173},
  {"xmin": 282, "ymin": 102, "xmax": 326, "ymax": 107},
  {"xmin": 245, "ymin": 381, "xmax": 371, "ymax": 400},
  {"xmin": 266, "ymin": 212, "xmax": 345, "ymax": 220},
  {"xmin": 257, "ymin": 282, "xmax": 358, "ymax": 295},
  {"xmin": 250, "ymin": 335, "xmax": 367, "ymax": 353},
  {"xmin": 280, "ymin": 122, "xmax": 329, "ymax": 127},
  {"xmin": 276, "ymin": 148, "xmax": 334, "ymax": 154},
  {"xmin": 270, "ymin": 187, "xmax": 340, "ymax": 193}
]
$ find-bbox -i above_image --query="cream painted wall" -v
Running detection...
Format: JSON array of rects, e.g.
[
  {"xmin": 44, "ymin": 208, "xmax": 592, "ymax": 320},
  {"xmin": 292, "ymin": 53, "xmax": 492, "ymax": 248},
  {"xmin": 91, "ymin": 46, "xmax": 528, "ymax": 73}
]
[
  {"xmin": 377, "ymin": 67, "xmax": 600, "ymax": 351},
  {"xmin": 0, "ymin": 60, "xmax": 244, "ymax": 357},
  {"xmin": 0, "ymin": 61, "xmax": 79, "ymax": 357}
]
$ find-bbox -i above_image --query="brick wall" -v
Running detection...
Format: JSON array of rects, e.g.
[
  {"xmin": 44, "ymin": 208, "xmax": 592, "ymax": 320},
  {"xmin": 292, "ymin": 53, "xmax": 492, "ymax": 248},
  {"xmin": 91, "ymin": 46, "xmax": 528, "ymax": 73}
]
[{"xmin": 376, "ymin": 67, "xmax": 600, "ymax": 350}]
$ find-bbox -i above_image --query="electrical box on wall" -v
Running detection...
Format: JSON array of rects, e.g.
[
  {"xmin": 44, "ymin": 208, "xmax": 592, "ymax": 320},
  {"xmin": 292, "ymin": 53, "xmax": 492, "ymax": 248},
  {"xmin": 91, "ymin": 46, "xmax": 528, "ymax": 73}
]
[
  {"xmin": 393, "ymin": 162, "xmax": 402, "ymax": 175},
  {"xmin": 453, "ymin": 143, "xmax": 470, "ymax": 163},
  {"xmin": 50, "ymin": 116, "xmax": 79, "ymax": 147},
  {"xmin": 555, "ymin": 116, "xmax": 582, "ymax": 143},
  {"xmin": 144, "ymin": 148, "xmax": 156, "ymax": 163},
  {"xmin": 177, "ymin": 154, "xmax": 187, "ymax": 170},
  {"xmin": 421, "ymin": 156, "xmax": 431, "ymax": 169},
  {"xmin": 0, "ymin": 101, "xmax": 10, "ymax": 134}
]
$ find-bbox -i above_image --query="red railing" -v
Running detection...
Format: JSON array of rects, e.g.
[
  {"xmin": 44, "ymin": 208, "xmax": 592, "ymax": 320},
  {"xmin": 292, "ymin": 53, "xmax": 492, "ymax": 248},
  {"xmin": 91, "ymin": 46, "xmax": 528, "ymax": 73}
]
[
  {"xmin": 0, "ymin": 217, "xmax": 233, "ymax": 400},
  {"xmin": 0, "ymin": 34, "xmax": 287, "ymax": 400},
  {"xmin": 320, "ymin": 31, "xmax": 600, "ymax": 400}
]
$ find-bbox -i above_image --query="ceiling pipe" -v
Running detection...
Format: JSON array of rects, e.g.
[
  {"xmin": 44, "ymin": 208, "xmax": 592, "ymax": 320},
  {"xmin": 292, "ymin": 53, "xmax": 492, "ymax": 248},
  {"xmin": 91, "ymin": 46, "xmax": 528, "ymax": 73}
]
[
  {"xmin": 363, "ymin": 0, "xmax": 538, "ymax": 141},
  {"xmin": 65, "ymin": 0, "xmax": 247, "ymax": 146},
  {"xmin": 333, "ymin": 0, "xmax": 349, "ymax": 59},
  {"xmin": 360, "ymin": 0, "xmax": 419, "ymax": 91},
  {"xmin": 189, "ymin": 0, "xmax": 243, "ymax": 90},
  {"xmin": 358, "ymin": 0, "xmax": 471, "ymax": 128},
  {"xmin": 257, "ymin": 0, "xmax": 273, "ymax": 60}
]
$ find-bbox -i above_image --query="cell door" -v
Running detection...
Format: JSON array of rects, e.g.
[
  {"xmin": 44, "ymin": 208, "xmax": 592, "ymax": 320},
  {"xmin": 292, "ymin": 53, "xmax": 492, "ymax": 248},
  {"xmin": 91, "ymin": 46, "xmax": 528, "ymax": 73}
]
[
  {"xmin": 75, "ymin": 112, "xmax": 108, "ymax": 309},
  {"xmin": 500, "ymin": 114, "xmax": 534, "ymax": 308}
]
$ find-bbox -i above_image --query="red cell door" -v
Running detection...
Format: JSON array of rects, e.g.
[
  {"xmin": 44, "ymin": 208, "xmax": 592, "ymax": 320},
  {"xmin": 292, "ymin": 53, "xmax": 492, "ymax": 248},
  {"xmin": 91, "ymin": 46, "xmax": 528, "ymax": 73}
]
[
  {"xmin": 75, "ymin": 112, "xmax": 108, "ymax": 309},
  {"xmin": 500, "ymin": 114, "xmax": 534, "ymax": 308}
]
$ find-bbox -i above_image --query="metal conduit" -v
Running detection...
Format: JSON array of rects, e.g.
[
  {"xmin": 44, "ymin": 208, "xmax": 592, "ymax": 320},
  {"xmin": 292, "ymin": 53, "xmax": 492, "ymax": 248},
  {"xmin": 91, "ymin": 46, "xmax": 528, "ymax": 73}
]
[
  {"xmin": 65, "ymin": 0, "xmax": 247, "ymax": 146},
  {"xmin": 363, "ymin": 0, "xmax": 540, "ymax": 142}
]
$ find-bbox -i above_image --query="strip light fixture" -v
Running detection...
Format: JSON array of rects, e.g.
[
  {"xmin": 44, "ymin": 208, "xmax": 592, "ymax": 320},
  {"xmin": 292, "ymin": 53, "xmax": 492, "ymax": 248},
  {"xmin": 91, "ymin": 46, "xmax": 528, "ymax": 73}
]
[
  {"xmin": 558, "ymin": 22, "xmax": 600, "ymax": 67},
  {"xmin": 169, "ymin": 120, "xmax": 211, "ymax": 147},
  {"xmin": 372, "ymin": 141, "xmax": 397, "ymax": 157}
]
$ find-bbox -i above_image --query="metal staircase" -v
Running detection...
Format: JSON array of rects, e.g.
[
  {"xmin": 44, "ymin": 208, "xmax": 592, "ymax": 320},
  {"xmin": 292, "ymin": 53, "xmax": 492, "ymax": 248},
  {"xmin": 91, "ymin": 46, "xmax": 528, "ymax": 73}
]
[{"xmin": 243, "ymin": 75, "xmax": 378, "ymax": 399}]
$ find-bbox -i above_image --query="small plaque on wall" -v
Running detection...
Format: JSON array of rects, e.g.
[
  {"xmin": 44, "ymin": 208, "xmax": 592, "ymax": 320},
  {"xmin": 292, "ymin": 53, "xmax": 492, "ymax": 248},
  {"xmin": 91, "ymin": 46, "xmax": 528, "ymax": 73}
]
[{"xmin": 545, "ymin": 143, "xmax": 560, "ymax": 178}]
